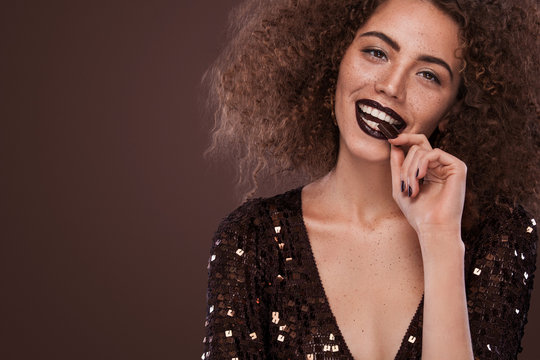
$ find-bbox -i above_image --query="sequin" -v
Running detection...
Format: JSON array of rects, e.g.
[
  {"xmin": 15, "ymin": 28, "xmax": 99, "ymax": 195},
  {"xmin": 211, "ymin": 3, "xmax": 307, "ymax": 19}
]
[
  {"xmin": 473, "ymin": 268, "xmax": 482, "ymax": 275},
  {"xmin": 524, "ymin": 272, "xmax": 528, "ymax": 279},
  {"xmin": 211, "ymin": 254, "xmax": 216, "ymax": 261},
  {"xmin": 209, "ymin": 305, "xmax": 214, "ymax": 313},
  {"xmin": 203, "ymin": 187, "xmax": 537, "ymax": 359},
  {"xmin": 236, "ymin": 249, "xmax": 245, "ymax": 256},
  {"xmin": 532, "ymin": 219, "xmax": 537, "ymax": 226},
  {"xmin": 272, "ymin": 311, "xmax": 280, "ymax": 324},
  {"xmin": 487, "ymin": 344, "xmax": 492, "ymax": 351},
  {"xmin": 526, "ymin": 226, "xmax": 533, "ymax": 233}
]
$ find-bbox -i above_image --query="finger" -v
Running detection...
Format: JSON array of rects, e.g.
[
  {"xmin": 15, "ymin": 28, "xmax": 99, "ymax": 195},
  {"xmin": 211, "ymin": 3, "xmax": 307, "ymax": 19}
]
[
  {"xmin": 417, "ymin": 148, "xmax": 467, "ymax": 182},
  {"xmin": 390, "ymin": 144, "xmax": 405, "ymax": 198},
  {"xmin": 407, "ymin": 148, "xmax": 428, "ymax": 198},
  {"xmin": 401, "ymin": 145, "xmax": 422, "ymax": 197},
  {"xmin": 388, "ymin": 133, "xmax": 432, "ymax": 151}
]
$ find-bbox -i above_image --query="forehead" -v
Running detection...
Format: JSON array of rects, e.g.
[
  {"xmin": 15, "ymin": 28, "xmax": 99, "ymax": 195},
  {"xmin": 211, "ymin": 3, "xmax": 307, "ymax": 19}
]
[{"xmin": 359, "ymin": 0, "xmax": 462, "ymax": 67}]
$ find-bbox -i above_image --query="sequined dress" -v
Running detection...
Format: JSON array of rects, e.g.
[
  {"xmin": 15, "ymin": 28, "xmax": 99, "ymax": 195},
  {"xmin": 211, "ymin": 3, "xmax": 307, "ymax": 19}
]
[{"xmin": 202, "ymin": 187, "xmax": 537, "ymax": 359}]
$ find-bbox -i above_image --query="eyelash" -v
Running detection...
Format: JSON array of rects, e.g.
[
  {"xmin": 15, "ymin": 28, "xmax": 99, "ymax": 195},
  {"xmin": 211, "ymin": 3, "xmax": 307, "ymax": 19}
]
[
  {"xmin": 417, "ymin": 71, "xmax": 441, "ymax": 85},
  {"xmin": 362, "ymin": 48, "xmax": 387, "ymax": 60},
  {"xmin": 362, "ymin": 48, "xmax": 442, "ymax": 85}
]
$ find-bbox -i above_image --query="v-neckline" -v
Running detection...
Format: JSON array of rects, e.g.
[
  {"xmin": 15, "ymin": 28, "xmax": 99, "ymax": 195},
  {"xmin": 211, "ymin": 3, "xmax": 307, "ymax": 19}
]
[{"xmin": 295, "ymin": 186, "xmax": 424, "ymax": 359}]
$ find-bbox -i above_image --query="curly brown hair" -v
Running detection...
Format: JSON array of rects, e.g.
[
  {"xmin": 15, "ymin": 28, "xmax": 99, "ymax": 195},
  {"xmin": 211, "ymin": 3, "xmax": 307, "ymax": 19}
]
[{"xmin": 204, "ymin": 0, "xmax": 540, "ymax": 226}]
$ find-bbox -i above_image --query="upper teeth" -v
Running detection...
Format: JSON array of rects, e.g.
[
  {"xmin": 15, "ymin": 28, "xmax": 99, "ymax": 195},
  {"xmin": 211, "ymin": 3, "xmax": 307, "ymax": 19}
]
[{"xmin": 359, "ymin": 104, "xmax": 399, "ymax": 125}]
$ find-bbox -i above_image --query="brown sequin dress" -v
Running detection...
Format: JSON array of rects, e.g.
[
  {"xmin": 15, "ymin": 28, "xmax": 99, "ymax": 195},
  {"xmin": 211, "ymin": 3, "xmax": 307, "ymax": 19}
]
[{"xmin": 202, "ymin": 187, "xmax": 537, "ymax": 359}]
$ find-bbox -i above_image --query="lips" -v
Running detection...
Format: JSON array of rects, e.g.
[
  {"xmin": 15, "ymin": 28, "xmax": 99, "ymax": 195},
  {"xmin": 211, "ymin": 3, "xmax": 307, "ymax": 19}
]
[{"xmin": 355, "ymin": 99, "xmax": 406, "ymax": 140}]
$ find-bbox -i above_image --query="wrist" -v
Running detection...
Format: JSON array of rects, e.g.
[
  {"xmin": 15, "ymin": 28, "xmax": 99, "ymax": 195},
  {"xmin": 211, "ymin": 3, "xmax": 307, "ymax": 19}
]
[{"xmin": 418, "ymin": 226, "xmax": 465, "ymax": 265}]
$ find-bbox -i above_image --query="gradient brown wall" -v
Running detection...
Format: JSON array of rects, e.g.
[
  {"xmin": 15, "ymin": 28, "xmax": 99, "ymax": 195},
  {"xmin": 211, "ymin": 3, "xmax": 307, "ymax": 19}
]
[{"xmin": 0, "ymin": 1, "xmax": 538, "ymax": 359}]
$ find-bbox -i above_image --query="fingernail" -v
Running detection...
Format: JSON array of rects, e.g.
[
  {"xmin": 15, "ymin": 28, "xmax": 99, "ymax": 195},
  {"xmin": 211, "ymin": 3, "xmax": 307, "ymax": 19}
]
[
  {"xmin": 408, "ymin": 186, "xmax": 412, "ymax": 197},
  {"xmin": 401, "ymin": 181, "xmax": 405, "ymax": 192},
  {"xmin": 416, "ymin": 168, "xmax": 419, "ymax": 178}
]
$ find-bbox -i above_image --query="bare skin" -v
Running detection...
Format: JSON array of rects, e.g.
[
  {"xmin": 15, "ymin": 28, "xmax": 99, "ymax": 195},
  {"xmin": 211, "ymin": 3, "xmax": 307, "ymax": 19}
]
[
  {"xmin": 302, "ymin": 0, "xmax": 473, "ymax": 359},
  {"xmin": 303, "ymin": 173, "xmax": 425, "ymax": 359}
]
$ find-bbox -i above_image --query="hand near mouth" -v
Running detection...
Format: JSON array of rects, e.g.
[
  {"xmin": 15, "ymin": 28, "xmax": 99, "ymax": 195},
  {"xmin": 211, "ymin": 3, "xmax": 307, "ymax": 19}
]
[{"xmin": 388, "ymin": 133, "xmax": 468, "ymax": 248}]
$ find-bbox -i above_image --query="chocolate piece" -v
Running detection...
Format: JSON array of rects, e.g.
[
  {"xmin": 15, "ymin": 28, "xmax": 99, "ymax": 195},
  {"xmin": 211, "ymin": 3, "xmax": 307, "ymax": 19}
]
[{"xmin": 377, "ymin": 122, "xmax": 399, "ymax": 139}]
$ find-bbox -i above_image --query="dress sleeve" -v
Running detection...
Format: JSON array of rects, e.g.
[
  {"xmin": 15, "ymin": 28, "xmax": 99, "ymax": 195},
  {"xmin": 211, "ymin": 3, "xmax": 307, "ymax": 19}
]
[
  {"xmin": 465, "ymin": 204, "xmax": 538, "ymax": 359},
  {"xmin": 202, "ymin": 213, "xmax": 268, "ymax": 360}
]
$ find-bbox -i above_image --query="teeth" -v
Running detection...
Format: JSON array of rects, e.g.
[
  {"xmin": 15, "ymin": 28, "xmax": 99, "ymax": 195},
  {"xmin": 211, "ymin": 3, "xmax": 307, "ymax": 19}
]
[
  {"xmin": 359, "ymin": 104, "xmax": 399, "ymax": 125},
  {"xmin": 362, "ymin": 116, "xmax": 380, "ymax": 131}
]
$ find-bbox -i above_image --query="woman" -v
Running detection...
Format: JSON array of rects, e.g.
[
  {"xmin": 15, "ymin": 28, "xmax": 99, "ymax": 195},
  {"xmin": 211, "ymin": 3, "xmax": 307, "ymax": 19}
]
[{"xmin": 202, "ymin": 0, "xmax": 539, "ymax": 358}]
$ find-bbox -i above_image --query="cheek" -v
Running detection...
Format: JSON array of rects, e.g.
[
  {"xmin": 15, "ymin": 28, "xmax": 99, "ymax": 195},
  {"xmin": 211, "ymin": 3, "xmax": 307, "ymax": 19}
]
[
  {"xmin": 409, "ymin": 93, "xmax": 448, "ymax": 131},
  {"xmin": 336, "ymin": 64, "xmax": 375, "ymax": 101}
]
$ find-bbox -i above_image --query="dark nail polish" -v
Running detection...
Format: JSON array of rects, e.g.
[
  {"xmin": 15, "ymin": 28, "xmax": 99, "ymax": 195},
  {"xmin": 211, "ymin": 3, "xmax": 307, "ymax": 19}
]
[
  {"xmin": 416, "ymin": 168, "xmax": 419, "ymax": 178},
  {"xmin": 408, "ymin": 186, "xmax": 412, "ymax": 197},
  {"xmin": 401, "ymin": 181, "xmax": 405, "ymax": 192}
]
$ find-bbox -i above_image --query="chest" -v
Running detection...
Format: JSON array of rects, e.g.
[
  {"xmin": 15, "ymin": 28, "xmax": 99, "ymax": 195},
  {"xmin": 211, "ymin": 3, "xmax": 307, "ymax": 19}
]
[{"xmin": 306, "ymin": 222, "xmax": 425, "ymax": 360}]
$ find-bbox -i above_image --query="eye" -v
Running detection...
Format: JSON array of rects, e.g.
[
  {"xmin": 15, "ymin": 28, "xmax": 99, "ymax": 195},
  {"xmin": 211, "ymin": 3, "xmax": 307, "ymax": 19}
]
[
  {"xmin": 362, "ymin": 48, "xmax": 387, "ymax": 61},
  {"xmin": 418, "ymin": 71, "xmax": 441, "ymax": 85}
]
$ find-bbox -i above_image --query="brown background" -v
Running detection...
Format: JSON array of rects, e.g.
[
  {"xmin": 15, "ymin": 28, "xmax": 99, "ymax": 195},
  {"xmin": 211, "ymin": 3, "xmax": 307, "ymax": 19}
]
[{"xmin": 0, "ymin": 1, "xmax": 538, "ymax": 359}]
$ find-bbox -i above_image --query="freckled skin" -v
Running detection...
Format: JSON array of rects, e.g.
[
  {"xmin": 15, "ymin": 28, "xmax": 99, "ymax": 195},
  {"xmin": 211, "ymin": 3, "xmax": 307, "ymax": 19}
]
[
  {"xmin": 303, "ymin": 0, "xmax": 463, "ymax": 359},
  {"xmin": 334, "ymin": 0, "xmax": 462, "ymax": 164}
]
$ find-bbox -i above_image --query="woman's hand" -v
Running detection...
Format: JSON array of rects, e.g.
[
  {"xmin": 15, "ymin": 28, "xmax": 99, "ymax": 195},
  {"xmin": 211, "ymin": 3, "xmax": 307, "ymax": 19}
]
[{"xmin": 388, "ymin": 133, "xmax": 467, "ymax": 240}]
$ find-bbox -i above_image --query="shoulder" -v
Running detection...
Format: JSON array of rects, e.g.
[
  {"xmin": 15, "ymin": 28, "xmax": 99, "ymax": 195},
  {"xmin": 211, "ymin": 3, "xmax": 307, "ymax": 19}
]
[
  {"xmin": 476, "ymin": 201, "xmax": 537, "ymax": 240},
  {"xmin": 214, "ymin": 186, "xmax": 303, "ymax": 239},
  {"xmin": 466, "ymin": 199, "xmax": 538, "ymax": 258}
]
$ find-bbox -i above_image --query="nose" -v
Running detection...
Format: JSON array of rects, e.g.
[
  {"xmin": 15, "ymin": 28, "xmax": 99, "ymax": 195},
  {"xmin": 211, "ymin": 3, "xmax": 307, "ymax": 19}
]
[{"xmin": 374, "ymin": 64, "xmax": 407, "ymax": 100}]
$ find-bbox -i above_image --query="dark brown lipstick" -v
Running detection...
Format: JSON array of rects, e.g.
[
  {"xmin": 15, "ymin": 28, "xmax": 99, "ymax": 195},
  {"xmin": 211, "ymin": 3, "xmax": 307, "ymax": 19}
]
[{"xmin": 355, "ymin": 99, "xmax": 406, "ymax": 140}]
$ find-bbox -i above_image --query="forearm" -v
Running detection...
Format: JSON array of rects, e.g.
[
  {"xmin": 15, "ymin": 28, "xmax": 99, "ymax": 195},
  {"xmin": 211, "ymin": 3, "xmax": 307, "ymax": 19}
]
[{"xmin": 419, "ymin": 229, "xmax": 474, "ymax": 360}]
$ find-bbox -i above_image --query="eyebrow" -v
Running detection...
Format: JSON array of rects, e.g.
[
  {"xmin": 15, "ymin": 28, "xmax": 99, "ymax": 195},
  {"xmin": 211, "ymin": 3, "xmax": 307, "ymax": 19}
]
[
  {"xmin": 418, "ymin": 55, "xmax": 454, "ymax": 80},
  {"xmin": 359, "ymin": 31, "xmax": 454, "ymax": 80},
  {"xmin": 360, "ymin": 31, "xmax": 400, "ymax": 51}
]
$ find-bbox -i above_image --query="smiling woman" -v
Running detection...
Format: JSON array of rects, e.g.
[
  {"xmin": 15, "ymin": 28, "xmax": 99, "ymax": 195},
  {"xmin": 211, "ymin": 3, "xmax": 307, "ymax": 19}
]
[{"xmin": 202, "ymin": 0, "xmax": 539, "ymax": 359}]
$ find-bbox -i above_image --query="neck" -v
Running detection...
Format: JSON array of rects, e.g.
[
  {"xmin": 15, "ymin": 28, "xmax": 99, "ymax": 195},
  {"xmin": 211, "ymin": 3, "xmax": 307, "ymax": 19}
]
[{"xmin": 318, "ymin": 147, "xmax": 402, "ymax": 225}]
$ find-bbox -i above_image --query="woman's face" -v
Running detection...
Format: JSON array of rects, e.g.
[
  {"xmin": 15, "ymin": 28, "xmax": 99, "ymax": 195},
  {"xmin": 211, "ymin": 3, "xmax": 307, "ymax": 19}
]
[{"xmin": 335, "ymin": 0, "xmax": 462, "ymax": 162}]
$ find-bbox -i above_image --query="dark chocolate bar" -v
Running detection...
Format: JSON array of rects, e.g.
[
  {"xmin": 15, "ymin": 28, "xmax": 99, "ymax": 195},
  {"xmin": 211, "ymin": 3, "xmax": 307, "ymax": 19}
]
[{"xmin": 377, "ymin": 122, "xmax": 399, "ymax": 139}]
